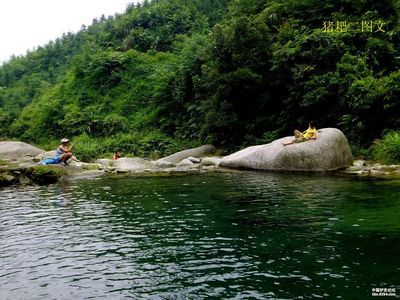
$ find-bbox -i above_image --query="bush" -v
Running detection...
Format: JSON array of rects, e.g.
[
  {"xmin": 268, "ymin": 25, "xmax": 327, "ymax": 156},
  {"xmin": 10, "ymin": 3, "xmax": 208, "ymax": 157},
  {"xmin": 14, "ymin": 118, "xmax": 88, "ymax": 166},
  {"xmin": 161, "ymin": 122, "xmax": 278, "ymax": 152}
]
[
  {"xmin": 66, "ymin": 131, "xmax": 201, "ymax": 162},
  {"xmin": 349, "ymin": 144, "xmax": 370, "ymax": 160},
  {"xmin": 372, "ymin": 131, "xmax": 400, "ymax": 164},
  {"xmin": 71, "ymin": 134, "xmax": 103, "ymax": 162}
]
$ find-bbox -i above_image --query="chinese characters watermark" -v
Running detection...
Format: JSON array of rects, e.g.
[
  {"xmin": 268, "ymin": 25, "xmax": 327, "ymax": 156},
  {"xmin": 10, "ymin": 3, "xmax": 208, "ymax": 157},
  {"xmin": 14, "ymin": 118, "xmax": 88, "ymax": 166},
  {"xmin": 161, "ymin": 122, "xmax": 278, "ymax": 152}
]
[
  {"xmin": 322, "ymin": 20, "xmax": 386, "ymax": 33},
  {"xmin": 372, "ymin": 287, "xmax": 396, "ymax": 297}
]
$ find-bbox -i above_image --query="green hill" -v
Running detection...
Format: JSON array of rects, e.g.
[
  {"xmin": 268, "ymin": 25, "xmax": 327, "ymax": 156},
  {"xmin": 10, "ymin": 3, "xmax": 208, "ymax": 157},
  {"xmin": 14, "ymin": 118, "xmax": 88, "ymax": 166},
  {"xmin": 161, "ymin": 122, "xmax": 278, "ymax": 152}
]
[{"xmin": 1, "ymin": 0, "xmax": 399, "ymax": 161}]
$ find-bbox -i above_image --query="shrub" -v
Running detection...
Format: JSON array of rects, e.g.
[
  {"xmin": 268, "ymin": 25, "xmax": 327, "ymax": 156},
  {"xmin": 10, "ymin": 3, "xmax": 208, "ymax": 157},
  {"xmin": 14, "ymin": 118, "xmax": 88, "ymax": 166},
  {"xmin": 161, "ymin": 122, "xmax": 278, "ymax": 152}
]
[
  {"xmin": 349, "ymin": 144, "xmax": 370, "ymax": 160},
  {"xmin": 372, "ymin": 131, "xmax": 400, "ymax": 164}
]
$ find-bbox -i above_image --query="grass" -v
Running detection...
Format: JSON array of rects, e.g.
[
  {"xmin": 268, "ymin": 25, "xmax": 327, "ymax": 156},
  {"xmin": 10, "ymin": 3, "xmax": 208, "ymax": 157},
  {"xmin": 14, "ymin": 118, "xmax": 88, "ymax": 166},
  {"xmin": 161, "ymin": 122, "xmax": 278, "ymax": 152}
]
[{"xmin": 372, "ymin": 131, "xmax": 400, "ymax": 164}]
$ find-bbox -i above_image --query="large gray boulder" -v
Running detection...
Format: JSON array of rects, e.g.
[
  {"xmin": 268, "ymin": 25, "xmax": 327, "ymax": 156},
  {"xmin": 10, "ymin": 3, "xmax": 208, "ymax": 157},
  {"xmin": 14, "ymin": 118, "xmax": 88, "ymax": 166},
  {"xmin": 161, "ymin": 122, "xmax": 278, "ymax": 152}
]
[
  {"xmin": 157, "ymin": 145, "xmax": 216, "ymax": 164},
  {"xmin": 220, "ymin": 128, "xmax": 353, "ymax": 171},
  {"xmin": 0, "ymin": 141, "xmax": 45, "ymax": 162},
  {"xmin": 114, "ymin": 157, "xmax": 154, "ymax": 172}
]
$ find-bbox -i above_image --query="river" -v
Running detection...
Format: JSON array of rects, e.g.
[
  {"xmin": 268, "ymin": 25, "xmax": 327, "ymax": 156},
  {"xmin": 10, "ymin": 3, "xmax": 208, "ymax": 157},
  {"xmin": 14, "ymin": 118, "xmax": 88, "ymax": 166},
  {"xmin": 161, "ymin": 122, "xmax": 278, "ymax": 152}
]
[{"xmin": 1, "ymin": 172, "xmax": 399, "ymax": 299}]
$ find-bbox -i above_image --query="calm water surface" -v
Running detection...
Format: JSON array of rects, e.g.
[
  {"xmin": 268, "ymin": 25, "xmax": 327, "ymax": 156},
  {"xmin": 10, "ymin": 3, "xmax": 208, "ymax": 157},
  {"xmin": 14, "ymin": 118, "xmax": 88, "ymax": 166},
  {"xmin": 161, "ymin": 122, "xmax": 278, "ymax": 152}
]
[{"xmin": 0, "ymin": 172, "xmax": 399, "ymax": 299}]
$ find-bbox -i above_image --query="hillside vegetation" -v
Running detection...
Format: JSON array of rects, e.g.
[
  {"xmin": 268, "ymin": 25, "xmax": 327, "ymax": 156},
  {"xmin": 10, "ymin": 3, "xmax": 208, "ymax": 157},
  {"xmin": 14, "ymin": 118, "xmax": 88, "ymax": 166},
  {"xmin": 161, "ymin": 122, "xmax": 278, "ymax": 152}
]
[{"xmin": 0, "ymin": 0, "xmax": 399, "ymax": 161}]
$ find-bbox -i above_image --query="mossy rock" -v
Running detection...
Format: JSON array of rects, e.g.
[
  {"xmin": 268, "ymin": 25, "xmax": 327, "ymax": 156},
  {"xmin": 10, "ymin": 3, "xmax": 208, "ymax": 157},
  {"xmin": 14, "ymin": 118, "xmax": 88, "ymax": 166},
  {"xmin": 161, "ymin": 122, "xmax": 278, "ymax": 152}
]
[
  {"xmin": 0, "ymin": 173, "xmax": 18, "ymax": 187},
  {"xmin": 82, "ymin": 163, "xmax": 101, "ymax": 170},
  {"xmin": 26, "ymin": 166, "xmax": 63, "ymax": 185}
]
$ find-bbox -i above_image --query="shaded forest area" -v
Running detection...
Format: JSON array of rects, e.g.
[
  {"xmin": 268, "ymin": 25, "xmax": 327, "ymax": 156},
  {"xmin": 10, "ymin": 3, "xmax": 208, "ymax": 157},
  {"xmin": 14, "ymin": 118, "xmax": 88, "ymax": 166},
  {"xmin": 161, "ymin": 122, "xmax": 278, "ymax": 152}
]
[{"xmin": 0, "ymin": 0, "xmax": 399, "ymax": 161}]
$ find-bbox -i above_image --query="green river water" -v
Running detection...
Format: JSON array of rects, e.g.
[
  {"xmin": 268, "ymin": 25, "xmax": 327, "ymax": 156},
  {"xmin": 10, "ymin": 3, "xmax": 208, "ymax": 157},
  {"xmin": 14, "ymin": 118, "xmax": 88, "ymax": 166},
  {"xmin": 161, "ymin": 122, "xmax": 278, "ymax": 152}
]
[{"xmin": 0, "ymin": 172, "xmax": 399, "ymax": 299}]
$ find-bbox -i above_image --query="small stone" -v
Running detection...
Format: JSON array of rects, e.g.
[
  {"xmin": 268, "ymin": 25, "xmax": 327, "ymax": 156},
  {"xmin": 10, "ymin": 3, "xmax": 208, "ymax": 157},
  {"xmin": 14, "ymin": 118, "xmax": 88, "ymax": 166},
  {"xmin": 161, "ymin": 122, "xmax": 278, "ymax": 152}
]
[
  {"xmin": 187, "ymin": 157, "xmax": 201, "ymax": 163},
  {"xmin": 353, "ymin": 160, "xmax": 366, "ymax": 167},
  {"xmin": 177, "ymin": 159, "xmax": 195, "ymax": 167},
  {"xmin": 201, "ymin": 157, "xmax": 222, "ymax": 167}
]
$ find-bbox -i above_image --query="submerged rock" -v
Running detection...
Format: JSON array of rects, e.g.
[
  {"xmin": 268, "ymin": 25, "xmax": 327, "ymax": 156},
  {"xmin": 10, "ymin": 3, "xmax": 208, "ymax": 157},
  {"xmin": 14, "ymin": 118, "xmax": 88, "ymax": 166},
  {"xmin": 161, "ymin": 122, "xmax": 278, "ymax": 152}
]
[
  {"xmin": 157, "ymin": 145, "xmax": 216, "ymax": 164},
  {"xmin": 220, "ymin": 128, "xmax": 353, "ymax": 171}
]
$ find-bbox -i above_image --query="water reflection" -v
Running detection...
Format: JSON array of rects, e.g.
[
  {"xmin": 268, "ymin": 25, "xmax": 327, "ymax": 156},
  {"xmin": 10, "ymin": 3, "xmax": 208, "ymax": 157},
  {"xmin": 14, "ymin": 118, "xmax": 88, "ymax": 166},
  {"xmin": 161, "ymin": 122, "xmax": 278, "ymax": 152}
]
[{"xmin": 0, "ymin": 172, "xmax": 399, "ymax": 299}]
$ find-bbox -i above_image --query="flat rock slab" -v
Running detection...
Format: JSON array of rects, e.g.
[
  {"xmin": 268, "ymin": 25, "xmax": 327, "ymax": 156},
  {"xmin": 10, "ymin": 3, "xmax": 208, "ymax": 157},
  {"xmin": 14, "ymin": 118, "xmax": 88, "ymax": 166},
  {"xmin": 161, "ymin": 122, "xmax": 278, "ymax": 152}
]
[
  {"xmin": 220, "ymin": 128, "xmax": 353, "ymax": 171},
  {"xmin": 114, "ymin": 157, "xmax": 154, "ymax": 172}
]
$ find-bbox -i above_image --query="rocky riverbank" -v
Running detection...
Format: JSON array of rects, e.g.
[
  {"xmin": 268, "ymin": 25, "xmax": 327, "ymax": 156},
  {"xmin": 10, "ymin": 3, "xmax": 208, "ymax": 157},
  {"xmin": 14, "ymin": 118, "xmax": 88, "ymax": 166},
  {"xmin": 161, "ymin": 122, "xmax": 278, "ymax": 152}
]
[
  {"xmin": 0, "ymin": 141, "xmax": 225, "ymax": 187},
  {"xmin": 340, "ymin": 160, "xmax": 400, "ymax": 178},
  {"xmin": 1, "ymin": 129, "xmax": 399, "ymax": 187}
]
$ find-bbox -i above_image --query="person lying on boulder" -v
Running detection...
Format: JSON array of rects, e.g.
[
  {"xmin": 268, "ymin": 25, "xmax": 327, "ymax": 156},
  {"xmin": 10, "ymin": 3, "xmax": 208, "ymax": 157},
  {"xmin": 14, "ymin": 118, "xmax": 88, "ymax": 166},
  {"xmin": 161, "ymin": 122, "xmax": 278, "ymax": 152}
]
[
  {"xmin": 56, "ymin": 138, "xmax": 74, "ymax": 165},
  {"xmin": 283, "ymin": 121, "xmax": 317, "ymax": 146}
]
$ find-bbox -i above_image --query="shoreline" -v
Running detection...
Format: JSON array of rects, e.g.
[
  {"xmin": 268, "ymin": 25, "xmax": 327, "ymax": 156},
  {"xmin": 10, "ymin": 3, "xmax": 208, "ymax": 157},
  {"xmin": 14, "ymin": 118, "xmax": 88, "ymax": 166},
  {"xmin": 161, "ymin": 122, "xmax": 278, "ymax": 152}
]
[
  {"xmin": 1, "ymin": 139, "xmax": 400, "ymax": 188},
  {"xmin": 1, "ymin": 158, "xmax": 400, "ymax": 189}
]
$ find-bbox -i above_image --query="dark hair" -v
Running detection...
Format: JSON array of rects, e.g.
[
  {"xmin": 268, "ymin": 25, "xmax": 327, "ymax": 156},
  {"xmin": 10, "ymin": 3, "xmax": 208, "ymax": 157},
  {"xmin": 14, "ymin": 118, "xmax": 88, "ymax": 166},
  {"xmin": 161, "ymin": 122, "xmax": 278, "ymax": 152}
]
[
  {"xmin": 115, "ymin": 149, "xmax": 120, "ymax": 153},
  {"xmin": 309, "ymin": 121, "xmax": 316, "ymax": 128}
]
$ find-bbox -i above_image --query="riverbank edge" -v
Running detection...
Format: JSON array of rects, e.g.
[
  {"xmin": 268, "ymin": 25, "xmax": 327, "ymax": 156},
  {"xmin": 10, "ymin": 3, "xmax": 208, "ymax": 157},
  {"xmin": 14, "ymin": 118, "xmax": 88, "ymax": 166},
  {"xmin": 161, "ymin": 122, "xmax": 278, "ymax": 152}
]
[{"xmin": 1, "ymin": 158, "xmax": 400, "ymax": 189}]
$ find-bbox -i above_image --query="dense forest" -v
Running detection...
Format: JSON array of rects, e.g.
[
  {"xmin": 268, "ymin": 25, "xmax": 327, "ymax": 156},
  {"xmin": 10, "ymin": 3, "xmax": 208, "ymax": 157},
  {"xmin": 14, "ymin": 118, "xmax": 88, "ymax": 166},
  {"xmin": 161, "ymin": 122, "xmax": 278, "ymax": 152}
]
[{"xmin": 1, "ymin": 0, "xmax": 399, "ymax": 162}]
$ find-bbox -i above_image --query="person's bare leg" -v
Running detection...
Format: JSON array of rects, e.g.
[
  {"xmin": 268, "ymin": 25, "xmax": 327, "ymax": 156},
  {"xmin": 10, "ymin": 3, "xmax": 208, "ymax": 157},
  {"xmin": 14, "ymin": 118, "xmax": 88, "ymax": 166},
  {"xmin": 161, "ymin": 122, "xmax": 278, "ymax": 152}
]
[
  {"xmin": 60, "ymin": 153, "xmax": 72, "ymax": 164},
  {"xmin": 283, "ymin": 140, "xmax": 294, "ymax": 146}
]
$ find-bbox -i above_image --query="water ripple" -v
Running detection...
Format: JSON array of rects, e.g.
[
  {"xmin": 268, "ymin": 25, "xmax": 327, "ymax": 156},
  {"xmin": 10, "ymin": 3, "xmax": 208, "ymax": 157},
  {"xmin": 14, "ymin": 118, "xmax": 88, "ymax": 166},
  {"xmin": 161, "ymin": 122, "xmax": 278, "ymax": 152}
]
[{"xmin": 1, "ymin": 173, "xmax": 399, "ymax": 299}]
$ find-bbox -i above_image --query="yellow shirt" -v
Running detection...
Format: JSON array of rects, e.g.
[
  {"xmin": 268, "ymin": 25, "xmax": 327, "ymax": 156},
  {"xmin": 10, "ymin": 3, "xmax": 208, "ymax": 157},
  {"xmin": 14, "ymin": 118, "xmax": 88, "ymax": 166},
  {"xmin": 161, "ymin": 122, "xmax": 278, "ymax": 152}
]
[{"xmin": 303, "ymin": 127, "xmax": 317, "ymax": 140}]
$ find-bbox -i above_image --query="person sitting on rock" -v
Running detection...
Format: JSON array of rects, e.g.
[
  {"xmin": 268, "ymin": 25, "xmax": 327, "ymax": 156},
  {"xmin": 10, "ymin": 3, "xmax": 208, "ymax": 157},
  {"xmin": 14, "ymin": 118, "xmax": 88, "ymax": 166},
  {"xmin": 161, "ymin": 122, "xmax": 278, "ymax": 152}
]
[
  {"xmin": 56, "ymin": 138, "xmax": 74, "ymax": 165},
  {"xmin": 113, "ymin": 150, "xmax": 121, "ymax": 161},
  {"xmin": 283, "ymin": 121, "xmax": 317, "ymax": 146}
]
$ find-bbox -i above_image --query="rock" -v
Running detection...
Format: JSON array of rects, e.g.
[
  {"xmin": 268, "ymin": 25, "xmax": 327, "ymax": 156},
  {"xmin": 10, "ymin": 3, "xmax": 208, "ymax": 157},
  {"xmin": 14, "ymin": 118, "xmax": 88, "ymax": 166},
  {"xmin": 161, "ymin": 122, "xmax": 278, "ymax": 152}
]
[
  {"xmin": 0, "ymin": 141, "xmax": 45, "ymax": 162},
  {"xmin": 153, "ymin": 160, "xmax": 176, "ymax": 169},
  {"xmin": 187, "ymin": 156, "xmax": 201, "ymax": 163},
  {"xmin": 82, "ymin": 163, "xmax": 102, "ymax": 170},
  {"xmin": 177, "ymin": 159, "xmax": 195, "ymax": 167},
  {"xmin": 0, "ymin": 141, "xmax": 107, "ymax": 185},
  {"xmin": 105, "ymin": 167, "xmax": 118, "ymax": 173},
  {"xmin": 114, "ymin": 157, "xmax": 154, "ymax": 173},
  {"xmin": 202, "ymin": 165, "xmax": 216, "ymax": 171},
  {"xmin": 201, "ymin": 156, "xmax": 222, "ymax": 167},
  {"xmin": 157, "ymin": 145, "xmax": 216, "ymax": 164},
  {"xmin": 26, "ymin": 166, "xmax": 64, "ymax": 185},
  {"xmin": 220, "ymin": 128, "xmax": 353, "ymax": 171},
  {"xmin": 343, "ymin": 160, "xmax": 400, "ymax": 177},
  {"xmin": 353, "ymin": 160, "xmax": 366, "ymax": 168},
  {"xmin": 96, "ymin": 159, "xmax": 114, "ymax": 167},
  {"xmin": 0, "ymin": 173, "xmax": 18, "ymax": 187}
]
